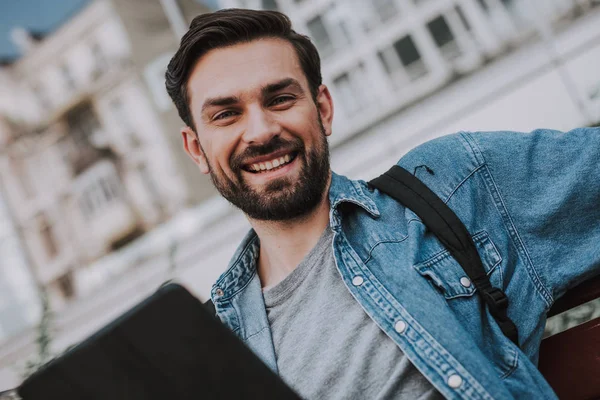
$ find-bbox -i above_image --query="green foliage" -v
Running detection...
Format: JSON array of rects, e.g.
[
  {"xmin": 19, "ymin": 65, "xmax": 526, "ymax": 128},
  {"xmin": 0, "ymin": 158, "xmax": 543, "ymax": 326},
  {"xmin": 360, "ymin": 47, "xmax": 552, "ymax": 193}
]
[{"xmin": 21, "ymin": 290, "xmax": 53, "ymax": 380}]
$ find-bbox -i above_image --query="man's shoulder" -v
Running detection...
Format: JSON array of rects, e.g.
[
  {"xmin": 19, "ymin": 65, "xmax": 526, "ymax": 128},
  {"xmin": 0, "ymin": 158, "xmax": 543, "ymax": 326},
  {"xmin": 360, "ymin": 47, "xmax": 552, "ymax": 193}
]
[
  {"xmin": 396, "ymin": 132, "xmax": 480, "ymax": 186},
  {"xmin": 395, "ymin": 129, "xmax": 546, "ymax": 175},
  {"xmin": 392, "ymin": 130, "xmax": 534, "ymax": 201}
]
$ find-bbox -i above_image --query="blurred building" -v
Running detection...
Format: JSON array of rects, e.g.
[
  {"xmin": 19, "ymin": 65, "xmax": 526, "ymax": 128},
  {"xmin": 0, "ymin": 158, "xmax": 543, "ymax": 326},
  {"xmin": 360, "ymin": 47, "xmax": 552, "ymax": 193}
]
[
  {"xmin": 222, "ymin": 0, "xmax": 600, "ymax": 178},
  {"xmin": 1, "ymin": 0, "xmax": 600, "ymax": 391},
  {"xmin": 0, "ymin": 0, "xmax": 213, "ymax": 310},
  {"xmin": 0, "ymin": 190, "xmax": 40, "ymax": 345}
]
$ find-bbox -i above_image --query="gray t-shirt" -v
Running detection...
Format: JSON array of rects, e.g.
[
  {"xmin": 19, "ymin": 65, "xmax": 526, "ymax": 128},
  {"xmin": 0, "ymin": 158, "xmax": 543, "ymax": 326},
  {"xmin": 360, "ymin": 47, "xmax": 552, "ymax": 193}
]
[{"xmin": 263, "ymin": 227, "xmax": 445, "ymax": 400}]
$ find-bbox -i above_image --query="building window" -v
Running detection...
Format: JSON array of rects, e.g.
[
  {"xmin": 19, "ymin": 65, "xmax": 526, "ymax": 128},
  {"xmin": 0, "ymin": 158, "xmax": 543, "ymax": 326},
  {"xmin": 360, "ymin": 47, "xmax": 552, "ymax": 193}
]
[
  {"xmin": 333, "ymin": 64, "xmax": 369, "ymax": 115},
  {"xmin": 306, "ymin": 5, "xmax": 352, "ymax": 59},
  {"xmin": 79, "ymin": 175, "xmax": 121, "ymax": 220},
  {"xmin": 138, "ymin": 163, "xmax": 163, "ymax": 216},
  {"xmin": 455, "ymin": 5, "xmax": 472, "ymax": 31},
  {"xmin": 428, "ymin": 15, "xmax": 455, "ymax": 47},
  {"xmin": 60, "ymin": 63, "xmax": 76, "ymax": 92},
  {"xmin": 11, "ymin": 157, "xmax": 35, "ymax": 198},
  {"xmin": 39, "ymin": 215, "xmax": 58, "ymax": 260},
  {"xmin": 109, "ymin": 97, "xmax": 141, "ymax": 147},
  {"xmin": 144, "ymin": 53, "xmax": 173, "ymax": 111},
  {"xmin": 79, "ymin": 186, "xmax": 99, "ymax": 220},
  {"xmin": 57, "ymin": 271, "xmax": 75, "ymax": 299},
  {"xmin": 67, "ymin": 104, "xmax": 102, "ymax": 149},
  {"xmin": 427, "ymin": 15, "xmax": 461, "ymax": 61},
  {"xmin": 371, "ymin": 0, "xmax": 400, "ymax": 23},
  {"xmin": 62, "ymin": 104, "xmax": 109, "ymax": 175},
  {"xmin": 307, "ymin": 15, "xmax": 334, "ymax": 57},
  {"xmin": 261, "ymin": 0, "xmax": 278, "ymax": 10},
  {"xmin": 79, "ymin": 192, "xmax": 93, "ymax": 218},
  {"xmin": 109, "ymin": 98, "xmax": 131, "ymax": 132},
  {"xmin": 90, "ymin": 41, "xmax": 108, "ymax": 80},
  {"xmin": 32, "ymin": 84, "xmax": 52, "ymax": 111},
  {"xmin": 100, "ymin": 176, "xmax": 120, "ymax": 202},
  {"xmin": 198, "ymin": 0, "xmax": 219, "ymax": 9},
  {"xmin": 380, "ymin": 35, "xmax": 428, "ymax": 82},
  {"xmin": 394, "ymin": 35, "xmax": 421, "ymax": 67}
]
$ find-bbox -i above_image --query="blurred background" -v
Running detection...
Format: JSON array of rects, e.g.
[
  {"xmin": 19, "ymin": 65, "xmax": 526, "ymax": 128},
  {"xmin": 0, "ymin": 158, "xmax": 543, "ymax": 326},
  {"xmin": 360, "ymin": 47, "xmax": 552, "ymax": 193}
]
[{"xmin": 0, "ymin": 0, "xmax": 599, "ymax": 390}]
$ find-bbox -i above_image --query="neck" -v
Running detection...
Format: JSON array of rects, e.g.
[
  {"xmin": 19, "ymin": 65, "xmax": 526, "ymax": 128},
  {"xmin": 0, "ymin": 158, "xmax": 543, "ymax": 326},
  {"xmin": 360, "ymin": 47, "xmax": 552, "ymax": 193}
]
[{"xmin": 249, "ymin": 177, "xmax": 332, "ymax": 289}]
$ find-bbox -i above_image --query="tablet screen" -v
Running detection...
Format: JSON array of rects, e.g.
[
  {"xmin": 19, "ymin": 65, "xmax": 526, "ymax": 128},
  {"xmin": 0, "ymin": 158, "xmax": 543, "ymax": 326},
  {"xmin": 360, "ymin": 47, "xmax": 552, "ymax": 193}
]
[{"xmin": 18, "ymin": 284, "xmax": 300, "ymax": 400}]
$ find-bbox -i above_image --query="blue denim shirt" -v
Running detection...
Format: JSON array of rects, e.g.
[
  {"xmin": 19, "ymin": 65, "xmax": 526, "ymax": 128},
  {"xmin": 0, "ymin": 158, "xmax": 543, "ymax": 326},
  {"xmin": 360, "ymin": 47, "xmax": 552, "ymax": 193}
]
[{"xmin": 209, "ymin": 128, "xmax": 600, "ymax": 399}]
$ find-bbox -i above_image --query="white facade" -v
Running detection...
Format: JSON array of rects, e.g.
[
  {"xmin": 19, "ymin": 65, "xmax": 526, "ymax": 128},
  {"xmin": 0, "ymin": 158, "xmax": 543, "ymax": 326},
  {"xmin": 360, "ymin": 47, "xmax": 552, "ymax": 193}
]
[
  {"xmin": 1, "ymin": 0, "xmax": 600, "ymax": 391},
  {"xmin": 0, "ymin": 192, "xmax": 40, "ymax": 345},
  {"xmin": 0, "ymin": 0, "xmax": 188, "ymax": 310},
  {"xmin": 219, "ymin": 0, "xmax": 600, "ymax": 173}
]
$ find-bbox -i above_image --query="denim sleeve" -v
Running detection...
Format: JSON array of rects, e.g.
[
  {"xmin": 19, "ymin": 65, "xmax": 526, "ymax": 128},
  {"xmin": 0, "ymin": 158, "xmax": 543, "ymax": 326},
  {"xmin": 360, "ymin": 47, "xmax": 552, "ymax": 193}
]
[{"xmin": 462, "ymin": 127, "xmax": 600, "ymax": 304}]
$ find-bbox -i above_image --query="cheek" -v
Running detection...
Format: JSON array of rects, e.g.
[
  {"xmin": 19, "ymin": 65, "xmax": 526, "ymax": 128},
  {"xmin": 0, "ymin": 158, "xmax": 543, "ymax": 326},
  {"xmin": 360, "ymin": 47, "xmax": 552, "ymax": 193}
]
[
  {"xmin": 210, "ymin": 135, "xmax": 239, "ymax": 174},
  {"xmin": 278, "ymin": 108, "xmax": 320, "ymax": 136}
]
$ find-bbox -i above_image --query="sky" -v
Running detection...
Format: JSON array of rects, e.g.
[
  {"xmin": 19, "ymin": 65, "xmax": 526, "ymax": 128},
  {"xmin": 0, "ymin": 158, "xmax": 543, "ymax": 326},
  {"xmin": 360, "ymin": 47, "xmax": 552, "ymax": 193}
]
[
  {"xmin": 0, "ymin": 0, "xmax": 221, "ymax": 61},
  {"xmin": 0, "ymin": 0, "xmax": 91, "ymax": 60}
]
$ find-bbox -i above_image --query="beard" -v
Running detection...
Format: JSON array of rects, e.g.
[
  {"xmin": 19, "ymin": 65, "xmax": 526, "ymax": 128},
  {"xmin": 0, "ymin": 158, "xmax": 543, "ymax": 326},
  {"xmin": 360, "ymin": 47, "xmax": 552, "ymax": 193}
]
[{"xmin": 207, "ymin": 121, "xmax": 330, "ymax": 221}]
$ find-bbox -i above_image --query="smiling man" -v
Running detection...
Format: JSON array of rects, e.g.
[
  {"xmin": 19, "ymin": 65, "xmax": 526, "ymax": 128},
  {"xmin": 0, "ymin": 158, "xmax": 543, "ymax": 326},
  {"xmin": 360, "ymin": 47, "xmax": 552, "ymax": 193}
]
[
  {"xmin": 165, "ymin": 8, "xmax": 600, "ymax": 400},
  {"xmin": 184, "ymin": 57, "xmax": 331, "ymax": 224}
]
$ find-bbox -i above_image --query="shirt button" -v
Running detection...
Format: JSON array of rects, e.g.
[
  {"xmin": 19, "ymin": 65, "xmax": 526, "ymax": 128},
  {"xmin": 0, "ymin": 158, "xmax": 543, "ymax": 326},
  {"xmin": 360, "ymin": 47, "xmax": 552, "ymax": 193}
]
[
  {"xmin": 394, "ymin": 320, "xmax": 407, "ymax": 334},
  {"xmin": 352, "ymin": 276, "xmax": 364, "ymax": 286},
  {"xmin": 215, "ymin": 288, "xmax": 224, "ymax": 297},
  {"xmin": 448, "ymin": 374, "xmax": 463, "ymax": 389},
  {"xmin": 459, "ymin": 277, "xmax": 472, "ymax": 288}
]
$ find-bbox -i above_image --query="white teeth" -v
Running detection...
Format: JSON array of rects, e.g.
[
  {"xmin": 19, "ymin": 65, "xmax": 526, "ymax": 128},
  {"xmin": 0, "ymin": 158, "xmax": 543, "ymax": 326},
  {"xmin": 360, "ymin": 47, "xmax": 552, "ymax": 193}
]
[{"xmin": 248, "ymin": 154, "xmax": 294, "ymax": 172}]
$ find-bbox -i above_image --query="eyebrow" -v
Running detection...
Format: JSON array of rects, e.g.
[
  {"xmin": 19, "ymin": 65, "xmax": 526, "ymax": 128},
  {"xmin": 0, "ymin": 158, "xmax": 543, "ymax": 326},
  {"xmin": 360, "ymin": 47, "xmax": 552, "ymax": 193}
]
[
  {"xmin": 261, "ymin": 78, "xmax": 303, "ymax": 98},
  {"xmin": 201, "ymin": 95, "xmax": 242, "ymax": 115},
  {"xmin": 200, "ymin": 78, "xmax": 304, "ymax": 115}
]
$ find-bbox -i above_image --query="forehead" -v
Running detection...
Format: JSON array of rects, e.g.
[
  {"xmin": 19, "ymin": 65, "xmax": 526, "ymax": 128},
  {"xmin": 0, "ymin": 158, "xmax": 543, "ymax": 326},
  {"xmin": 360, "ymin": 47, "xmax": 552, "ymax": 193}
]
[{"xmin": 187, "ymin": 38, "xmax": 306, "ymax": 107}]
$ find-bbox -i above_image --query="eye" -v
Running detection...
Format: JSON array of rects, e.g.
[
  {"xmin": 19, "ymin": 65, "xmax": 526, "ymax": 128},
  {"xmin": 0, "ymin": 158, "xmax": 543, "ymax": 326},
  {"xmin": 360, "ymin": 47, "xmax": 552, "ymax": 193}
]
[
  {"xmin": 213, "ymin": 110, "xmax": 237, "ymax": 121},
  {"xmin": 270, "ymin": 96, "xmax": 294, "ymax": 107}
]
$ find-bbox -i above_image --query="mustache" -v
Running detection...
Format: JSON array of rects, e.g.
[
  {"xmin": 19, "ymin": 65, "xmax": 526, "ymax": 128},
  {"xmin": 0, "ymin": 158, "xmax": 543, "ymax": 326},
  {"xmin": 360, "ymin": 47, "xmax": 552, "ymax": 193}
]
[{"xmin": 230, "ymin": 137, "xmax": 303, "ymax": 170}]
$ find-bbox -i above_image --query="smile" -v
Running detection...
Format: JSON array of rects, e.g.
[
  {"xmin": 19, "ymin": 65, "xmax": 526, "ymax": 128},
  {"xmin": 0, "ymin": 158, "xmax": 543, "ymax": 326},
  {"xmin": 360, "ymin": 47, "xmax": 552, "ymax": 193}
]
[{"xmin": 244, "ymin": 152, "xmax": 297, "ymax": 173}]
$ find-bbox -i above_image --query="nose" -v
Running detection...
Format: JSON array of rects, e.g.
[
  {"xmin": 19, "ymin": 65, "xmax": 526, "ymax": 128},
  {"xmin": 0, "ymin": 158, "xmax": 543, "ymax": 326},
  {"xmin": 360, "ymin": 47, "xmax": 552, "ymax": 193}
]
[{"xmin": 241, "ymin": 105, "xmax": 281, "ymax": 145}]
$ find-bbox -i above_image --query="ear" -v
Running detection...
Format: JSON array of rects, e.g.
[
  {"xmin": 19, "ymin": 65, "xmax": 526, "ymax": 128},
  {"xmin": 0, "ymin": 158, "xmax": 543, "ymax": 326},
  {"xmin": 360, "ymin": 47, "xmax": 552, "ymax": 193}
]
[
  {"xmin": 315, "ymin": 84, "xmax": 334, "ymax": 137},
  {"xmin": 181, "ymin": 127, "xmax": 210, "ymax": 174}
]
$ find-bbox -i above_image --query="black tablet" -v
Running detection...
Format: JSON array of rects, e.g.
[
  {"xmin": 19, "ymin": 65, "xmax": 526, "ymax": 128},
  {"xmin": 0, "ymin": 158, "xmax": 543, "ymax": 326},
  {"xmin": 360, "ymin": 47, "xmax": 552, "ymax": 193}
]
[{"xmin": 18, "ymin": 283, "xmax": 300, "ymax": 400}]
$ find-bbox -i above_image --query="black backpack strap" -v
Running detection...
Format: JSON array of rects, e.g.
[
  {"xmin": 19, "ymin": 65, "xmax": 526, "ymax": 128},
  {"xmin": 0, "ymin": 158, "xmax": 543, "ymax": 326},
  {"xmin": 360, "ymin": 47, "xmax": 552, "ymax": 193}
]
[{"xmin": 369, "ymin": 165, "xmax": 519, "ymax": 346}]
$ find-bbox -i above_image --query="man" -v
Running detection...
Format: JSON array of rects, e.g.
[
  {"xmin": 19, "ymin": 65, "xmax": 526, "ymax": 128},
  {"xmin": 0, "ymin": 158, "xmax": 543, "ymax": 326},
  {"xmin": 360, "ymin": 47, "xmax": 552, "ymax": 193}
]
[{"xmin": 165, "ymin": 8, "xmax": 600, "ymax": 399}]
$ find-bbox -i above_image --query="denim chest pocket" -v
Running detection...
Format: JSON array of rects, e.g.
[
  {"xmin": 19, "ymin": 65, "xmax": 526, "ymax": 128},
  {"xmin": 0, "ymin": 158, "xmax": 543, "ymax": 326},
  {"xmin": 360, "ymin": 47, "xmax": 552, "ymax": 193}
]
[
  {"xmin": 413, "ymin": 231, "xmax": 503, "ymax": 299},
  {"xmin": 412, "ymin": 231, "xmax": 518, "ymax": 378}
]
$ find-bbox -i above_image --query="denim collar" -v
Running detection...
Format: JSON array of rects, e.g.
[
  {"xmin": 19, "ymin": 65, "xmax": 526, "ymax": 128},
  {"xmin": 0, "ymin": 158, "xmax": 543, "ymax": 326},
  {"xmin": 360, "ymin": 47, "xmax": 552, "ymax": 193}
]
[
  {"xmin": 328, "ymin": 171, "xmax": 380, "ymax": 221},
  {"xmin": 211, "ymin": 172, "xmax": 380, "ymax": 302}
]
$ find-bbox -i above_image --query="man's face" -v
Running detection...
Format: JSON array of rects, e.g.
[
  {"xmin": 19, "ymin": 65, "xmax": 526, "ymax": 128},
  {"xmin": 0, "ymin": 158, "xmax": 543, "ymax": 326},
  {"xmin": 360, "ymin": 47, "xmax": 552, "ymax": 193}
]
[{"xmin": 182, "ymin": 38, "xmax": 334, "ymax": 221}]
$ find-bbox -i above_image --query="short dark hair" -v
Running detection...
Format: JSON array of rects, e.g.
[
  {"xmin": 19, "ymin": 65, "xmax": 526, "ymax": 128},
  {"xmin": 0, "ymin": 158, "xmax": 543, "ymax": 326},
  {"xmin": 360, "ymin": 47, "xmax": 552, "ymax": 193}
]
[{"xmin": 165, "ymin": 8, "xmax": 322, "ymax": 130}]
